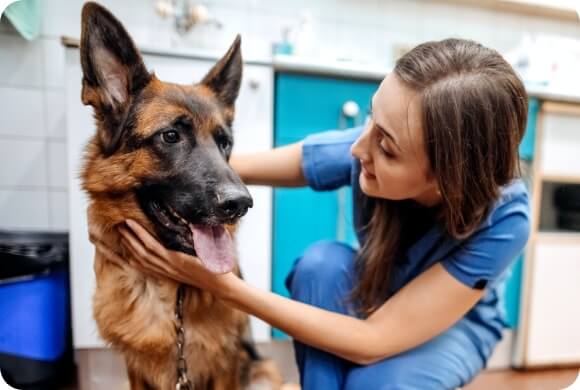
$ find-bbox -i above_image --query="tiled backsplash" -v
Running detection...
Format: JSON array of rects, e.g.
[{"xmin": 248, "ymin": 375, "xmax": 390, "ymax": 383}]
[
  {"xmin": 0, "ymin": 31, "xmax": 67, "ymax": 230},
  {"xmin": 2, "ymin": 0, "xmax": 580, "ymax": 231}
]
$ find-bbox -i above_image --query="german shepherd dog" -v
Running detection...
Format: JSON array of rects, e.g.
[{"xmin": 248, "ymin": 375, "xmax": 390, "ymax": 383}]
[{"xmin": 79, "ymin": 3, "xmax": 282, "ymax": 389}]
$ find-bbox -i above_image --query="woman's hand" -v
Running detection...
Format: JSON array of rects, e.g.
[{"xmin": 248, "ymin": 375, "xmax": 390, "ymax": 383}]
[
  {"xmin": 88, "ymin": 218, "xmax": 240, "ymax": 297},
  {"xmin": 118, "ymin": 219, "xmax": 239, "ymax": 296}
]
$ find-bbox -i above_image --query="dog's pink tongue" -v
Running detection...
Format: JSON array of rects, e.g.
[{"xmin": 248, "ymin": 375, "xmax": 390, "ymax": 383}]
[{"xmin": 190, "ymin": 224, "xmax": 234, "ymax": 274}]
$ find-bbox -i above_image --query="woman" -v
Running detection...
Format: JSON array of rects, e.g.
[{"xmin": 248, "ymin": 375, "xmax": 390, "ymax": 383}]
[{"xmin": 95, "ymin": 38, "xmax": 530, "ymax": 389}]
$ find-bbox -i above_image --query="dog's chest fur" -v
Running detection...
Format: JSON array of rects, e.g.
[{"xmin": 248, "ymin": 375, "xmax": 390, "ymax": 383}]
[{"xmin": 91, "ymin": 223, "xmax": 249, "ymax": 389}]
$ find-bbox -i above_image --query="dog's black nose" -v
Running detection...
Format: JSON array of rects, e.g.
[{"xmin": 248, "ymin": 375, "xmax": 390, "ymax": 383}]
[{"xmin": 217, "ymin": 188, "xmax": 253, "ymax": 220}]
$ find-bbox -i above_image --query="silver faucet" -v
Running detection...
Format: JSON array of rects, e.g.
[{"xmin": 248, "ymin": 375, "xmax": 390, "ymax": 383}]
[{"xmin": 155, "ymin": 0, "xmax": 222, "ymax": 35}]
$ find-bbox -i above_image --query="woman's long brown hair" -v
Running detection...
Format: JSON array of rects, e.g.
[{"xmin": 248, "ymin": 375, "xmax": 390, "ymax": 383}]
[{"xmin": 352, "ymin": 38, "xmax": 528, "ymax": 316}]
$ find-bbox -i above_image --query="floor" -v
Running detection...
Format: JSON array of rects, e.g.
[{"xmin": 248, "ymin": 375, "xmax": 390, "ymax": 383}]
[
  {"xmin": 257, "ymin": 341, "xmax": 580, "ymax": 390},
  {"xmin": 466, "ymin": 367, "xmax": 579, "ymax": 390},
  {"xmin": 56, "ymin": 342, "xmax": 579, "ymax": 389}
]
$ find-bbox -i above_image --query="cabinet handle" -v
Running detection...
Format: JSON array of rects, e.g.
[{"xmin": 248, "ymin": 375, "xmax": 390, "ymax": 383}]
[
  {"xmin": 339, "ymin": 100, "xmax": 361, "ymax": 129},
  {"xmin": 342, "ymin": 100, "xmax": 360, "ymax": 119}
]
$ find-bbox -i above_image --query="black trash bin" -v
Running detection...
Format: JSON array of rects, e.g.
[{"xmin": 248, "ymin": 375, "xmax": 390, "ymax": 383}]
[{"xmin": 0, "ymin": 231, "xmax": 75, "ymax": 389}]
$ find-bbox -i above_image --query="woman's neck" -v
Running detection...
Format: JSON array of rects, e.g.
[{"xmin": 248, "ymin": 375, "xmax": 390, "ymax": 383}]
[{"xmin": 413, "ymin": 187, "xmax": 442, "ymax": 208}]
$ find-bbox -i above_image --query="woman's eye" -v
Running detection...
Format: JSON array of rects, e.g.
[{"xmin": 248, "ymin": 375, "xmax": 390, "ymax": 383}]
[
  {"xmin": 377, "ymin": 133, "xmax": 395, "ymax": 159},
  {"xmin": 380, "ymin": 144, "xmax": 395, "ymax": 159},
  {"xmin": 161, "ymin": 130, "xmax": 180, "ymax": 144}
]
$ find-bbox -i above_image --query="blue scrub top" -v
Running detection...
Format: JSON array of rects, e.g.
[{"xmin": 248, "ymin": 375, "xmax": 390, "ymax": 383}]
[{"xmin": 301, "ymin": 126, "xmax": 530, "ymax": 343}]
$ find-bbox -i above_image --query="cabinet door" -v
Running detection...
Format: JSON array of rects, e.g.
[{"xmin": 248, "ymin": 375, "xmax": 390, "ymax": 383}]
[
  {"xmin": 518, "ymin": 98, "xmax": 539, "ymax": 161},
  {"xmin": 502, "ymin": 100, "xmax": 539, "ymax": 330},
  {"xmin": 526, "ymin": 238, "xmax": 580, "ymax": 365},
  {"xmin": 228, "ymin": 65, "xmax": 274, "ymax": 342},
  {"xmin": 272, "ymin": 73, "xmax": 378, "ymax": 338}
]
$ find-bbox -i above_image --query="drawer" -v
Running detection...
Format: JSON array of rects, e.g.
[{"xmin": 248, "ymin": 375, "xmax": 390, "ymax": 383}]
[{"xmin": 526, "ymin": 235, "xmax": 580, "ymax": 365}]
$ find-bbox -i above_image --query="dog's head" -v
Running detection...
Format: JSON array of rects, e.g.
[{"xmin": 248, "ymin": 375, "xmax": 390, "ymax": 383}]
[{"xmin": 80, "ymin": 2, "xmax": 251, "ymax": 273}]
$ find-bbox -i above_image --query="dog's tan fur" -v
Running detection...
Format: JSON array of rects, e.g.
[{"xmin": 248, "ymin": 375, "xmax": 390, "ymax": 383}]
[{"xmin": 80, "ymin": 3, "xmax": 283, "ymax": 389}]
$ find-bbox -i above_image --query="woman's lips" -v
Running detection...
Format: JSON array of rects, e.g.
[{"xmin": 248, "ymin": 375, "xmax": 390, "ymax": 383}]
[{"xmin": 361, "ymin": 164, "xmax": 376, "ymax": 179}]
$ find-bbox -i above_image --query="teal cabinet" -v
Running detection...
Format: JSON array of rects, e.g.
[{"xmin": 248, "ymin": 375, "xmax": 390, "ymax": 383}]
[
  {"xmin": 519, "ymin": 98, "xmax": 539, "ymax": 161},
  {"xmin": 273, "ymin": 73, "xmax": 379, "ymax": 338},
  {"xmin": 503, "ymin": 97, "xmax": 540, "ymax": 328}
]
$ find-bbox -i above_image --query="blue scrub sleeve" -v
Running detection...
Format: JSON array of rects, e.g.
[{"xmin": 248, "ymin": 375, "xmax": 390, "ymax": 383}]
[
  {"xmin": 301, "ymin": 127, "xmax": 363, "ymax": 191},
  {"xmin": 441, "ymin": 196, "xmax": 530, "ymax": 289}
]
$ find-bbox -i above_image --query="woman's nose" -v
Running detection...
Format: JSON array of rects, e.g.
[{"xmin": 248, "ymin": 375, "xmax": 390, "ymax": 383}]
[{"xmin": 351, "ymin": 133, "xmax": 372, "ymax": 163}]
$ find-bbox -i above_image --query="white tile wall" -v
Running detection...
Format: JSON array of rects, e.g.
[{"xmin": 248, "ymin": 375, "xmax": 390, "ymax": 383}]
[
  {"xmin": 0, "ymin": 138, "xmax": 48, "ymax": 187},
  {"xmin": 0, "ymin": 87, "xmax": 44, "ymax": 137},
  {"xmin": 43, "ymin": 38, "xmax": 65, "ymax": 88},
  {"xmin": 48, "ymin": 190, "xmax": 68, "ymax": 230},
  {"xmin": 2, "ymin": 0, "xmax": 580, "ymax": 232},
  {"xmin": 0, "ymin": 189, "xmax": 50, "ymax": 229},
  {"xmin": 47, "ymin": 140, "xmax": 67, "ymax": 189},
  {"xmin": 45, "ymin": 90, "xmax": 66, "ymax": 139},
  {"xmin": 0, "ymin": 34, "xmax": 44, "ymax": 87}
]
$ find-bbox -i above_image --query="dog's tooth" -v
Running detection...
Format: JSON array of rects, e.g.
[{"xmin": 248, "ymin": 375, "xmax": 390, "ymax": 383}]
[{"xmin": 167, "ymin": 206, "xmax": 188, "ymax": 226}]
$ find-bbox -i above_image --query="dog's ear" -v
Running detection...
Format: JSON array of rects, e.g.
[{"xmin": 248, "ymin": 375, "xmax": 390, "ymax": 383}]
[
  {"xmin": 201, "ymin": 35, "xmax": 242, "ymax": 108},
  {"xmin": 80, "ymin": 2, "xmax": 150, "ymax": 154}
]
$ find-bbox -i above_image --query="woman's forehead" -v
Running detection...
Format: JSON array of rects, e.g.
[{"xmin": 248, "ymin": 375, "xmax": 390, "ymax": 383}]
[{"xmin": 374, "ymin": 74, "xmax": 424, "ymax": 153}]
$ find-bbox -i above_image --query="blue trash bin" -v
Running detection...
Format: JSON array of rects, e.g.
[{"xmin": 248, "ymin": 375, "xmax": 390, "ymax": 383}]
[{"xmin": 0, "ymin": 231, "xmax": 74, "ymax": 389}]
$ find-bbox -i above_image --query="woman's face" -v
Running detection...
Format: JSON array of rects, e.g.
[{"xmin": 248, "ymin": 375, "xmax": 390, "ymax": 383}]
[{"xmin": 351, "ymin": 73, "xmax": 440, "ymax": 206}]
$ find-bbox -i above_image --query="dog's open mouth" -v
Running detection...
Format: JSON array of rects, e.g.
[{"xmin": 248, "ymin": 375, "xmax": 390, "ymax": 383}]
[{"xmin": 150, "ymin": 201, "xmax": 235, "ymax": 274}]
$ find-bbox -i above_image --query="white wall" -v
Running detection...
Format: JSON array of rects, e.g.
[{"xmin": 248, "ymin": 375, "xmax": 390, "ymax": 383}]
[{"xmin": 2, "ymin": 0, "xmax": 580, "ymax": 231}]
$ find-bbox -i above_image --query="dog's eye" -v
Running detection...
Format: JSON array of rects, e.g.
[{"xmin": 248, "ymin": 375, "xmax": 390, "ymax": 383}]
[
  {"xmin": 215, "ymin": 132, "xmax": 232, "ymax": 153},
  {"xmin": 161, "ymin": 130, "xmax": 180, "ymax": 144},
  {"xmin": 220, "ymin": 138, "xmax": 232, "ymax": 152}
]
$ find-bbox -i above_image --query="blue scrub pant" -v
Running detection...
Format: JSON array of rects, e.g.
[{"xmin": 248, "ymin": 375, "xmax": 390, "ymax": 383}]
[{"xmin": 285, "ymin": 240, "xmax": 498, "ymax": 390}]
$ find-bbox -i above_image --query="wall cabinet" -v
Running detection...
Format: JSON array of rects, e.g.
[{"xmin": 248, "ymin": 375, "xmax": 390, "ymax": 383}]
[
  {"xmin": 272, "ymin": 73, "xmax": 378, "ymax": 338},
  {"xmin": 514, "ymin": 102, "xmax": 580, "ymax": 367}
]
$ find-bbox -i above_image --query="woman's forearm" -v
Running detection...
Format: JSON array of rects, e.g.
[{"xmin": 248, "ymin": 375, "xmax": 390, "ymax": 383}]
[
  {"xmin": 121, "ymin": 219, "xmax": 487, "ymax": 367},
  {"xmin": 229, "ymin": 142, "xmax": 307, "ymax": 187},
  {"xmin": 221, "ymin": 275, "xmax": 385, "ymax": 364},
  {"xmin": 218, "ymin": 263, "xmax": 484, "ymax": 366}
]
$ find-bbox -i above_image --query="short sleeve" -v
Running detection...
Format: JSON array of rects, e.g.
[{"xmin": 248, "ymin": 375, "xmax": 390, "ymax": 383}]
[
  {"xmin": 441, "ymin": 192, "xmax": 531, "ymax": 289},
  {"xmin": 301, "ymin": 127, "xmax": 363, "ymax": 191}
]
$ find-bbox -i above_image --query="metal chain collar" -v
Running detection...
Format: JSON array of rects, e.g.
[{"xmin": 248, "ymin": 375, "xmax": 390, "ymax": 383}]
[{"xmin": 175, "ymin": 284, "xmax": 193, "ymax": 390}]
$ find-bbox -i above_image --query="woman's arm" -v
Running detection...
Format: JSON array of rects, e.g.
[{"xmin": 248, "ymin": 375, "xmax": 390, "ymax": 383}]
[
  {"xmin": 222, "ymin": 262, "xmax": 483, "ymax": 364},
  {"xmin": 115, "ymin": 220, "xmax": 484, "ymax": 365},
  {"xmin": 229, "ymin": 141, "xmax": 306, "ymax": 187}
]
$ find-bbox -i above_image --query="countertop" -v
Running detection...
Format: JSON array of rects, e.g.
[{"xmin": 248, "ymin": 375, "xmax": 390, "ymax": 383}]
[{"xmin": 62, "ymin": 36, "xmax": 580, "ymax": 104}]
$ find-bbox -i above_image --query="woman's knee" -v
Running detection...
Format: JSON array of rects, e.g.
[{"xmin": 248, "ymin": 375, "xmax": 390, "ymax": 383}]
[
  {"xmin": 285, "ymin": 240, "xmax": 356, "ymax": 296},
  {"xmin": 293, "ymin": 240, "xmax": 356, "ymax": 282},
  {"xmin": 344, "ymin": 360, "xmax": 442, "ymax": 390}
]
